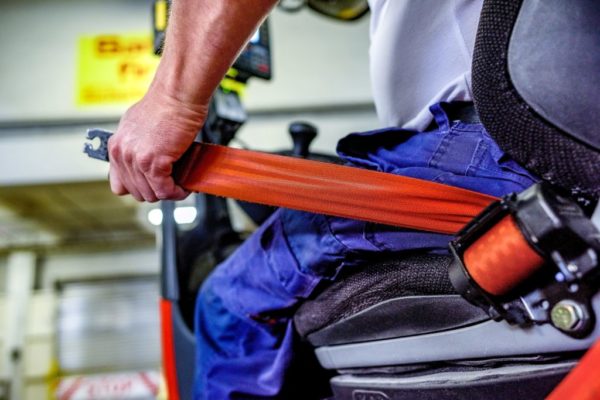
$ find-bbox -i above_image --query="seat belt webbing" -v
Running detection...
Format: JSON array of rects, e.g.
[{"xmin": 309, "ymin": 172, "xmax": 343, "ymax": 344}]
[{"xmin": 175, "ymin": 143, "xmax": 497, "ymax": 235}]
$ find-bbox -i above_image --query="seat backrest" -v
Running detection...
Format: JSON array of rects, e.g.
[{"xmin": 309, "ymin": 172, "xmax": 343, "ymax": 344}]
[{"xmin": 472, "ymin": 0, "xmax": 600, "ymax": 200}]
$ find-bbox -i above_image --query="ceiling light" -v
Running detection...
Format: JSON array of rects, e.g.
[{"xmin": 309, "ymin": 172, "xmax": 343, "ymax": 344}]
[
  {"xmin": 147, "ymin": 208, "xmax": 163, "ymax": 226},
  {"xmin": 174, "ymin": 206, "xmax": 197, "ymax": 225},
  {"xmin": 147, "ymin": 206, "xmax": 198, "ymax": 226}
]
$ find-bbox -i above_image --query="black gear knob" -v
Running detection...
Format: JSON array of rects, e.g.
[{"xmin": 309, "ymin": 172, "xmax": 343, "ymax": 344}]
[{"xmin": 289, "ymin": 121, "xmax": 318, "ymax": 158}]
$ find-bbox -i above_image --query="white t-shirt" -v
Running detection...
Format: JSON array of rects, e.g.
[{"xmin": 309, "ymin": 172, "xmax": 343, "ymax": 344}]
[{"xmin": 368, "ymin": 0, "xmax": 483, "ymax": 130}]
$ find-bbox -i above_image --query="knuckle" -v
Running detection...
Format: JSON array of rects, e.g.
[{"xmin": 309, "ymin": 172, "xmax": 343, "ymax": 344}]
[
  {"xmin": 108, "ymin": 142, "xmax": 121, "ymax": 160},
  {"xmin": 152, "ymin": 157, "xmax": 172, "ymax": 175},
  {"xmin": 137, "ymin": 152, "xmax": 154, "ymax": 171},
  {"xmin": 122, "ymin": 149, "xmax": 134, "ymax": 164}
]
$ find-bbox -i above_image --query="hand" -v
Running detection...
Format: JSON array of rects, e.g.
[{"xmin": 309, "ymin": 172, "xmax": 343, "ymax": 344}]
[{"xmin": 108, "ymin": 91, "xmax": 207, "ymax": 202}]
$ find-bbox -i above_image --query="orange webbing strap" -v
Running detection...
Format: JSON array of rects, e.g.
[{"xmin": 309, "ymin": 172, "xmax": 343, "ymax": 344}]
[
  {"xmin": 546, "ymin": 339, "xmax": 600, "ymax": 400},
  {"xmin": 175, "ymin": 143, "xmax": 497, "ymax": 234},
  {"xmin": 464, "ymin": 215, "xmax": 545, "ymax": 296}
]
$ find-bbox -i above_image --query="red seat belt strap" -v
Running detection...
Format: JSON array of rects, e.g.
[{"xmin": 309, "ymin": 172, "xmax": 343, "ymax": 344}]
[{"xmin": 175, "ymin": 143, "xmax": 497, "ymax": 235}]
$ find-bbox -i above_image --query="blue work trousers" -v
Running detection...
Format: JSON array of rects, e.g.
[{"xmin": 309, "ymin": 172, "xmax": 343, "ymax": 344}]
[{"xmin": 193, "ymin": 103, "xmax": 537, "ymax": 399}]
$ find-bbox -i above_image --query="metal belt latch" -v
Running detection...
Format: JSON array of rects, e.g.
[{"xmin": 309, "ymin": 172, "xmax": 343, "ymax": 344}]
[
  {"xmin": 84, "ymin": 129, "xmax": 111, "ymax": 162},
  {"xmin": 449, "ymin": 183, "xmax": 600, "ymax": 338}
]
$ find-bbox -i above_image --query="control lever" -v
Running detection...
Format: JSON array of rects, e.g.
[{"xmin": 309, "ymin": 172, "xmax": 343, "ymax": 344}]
[{"xmin": 289, "ymin": 122, "xmax": 317, "ymax": 158}]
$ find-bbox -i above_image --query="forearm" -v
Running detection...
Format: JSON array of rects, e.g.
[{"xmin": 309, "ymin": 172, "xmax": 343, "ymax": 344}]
[
  {"xmin": 149, "ymin": 0, "xmax": 277, "ymax": 109},
  {"xmin": 109, "ymin": 0, "xmax": 276, "ymax": 202}
]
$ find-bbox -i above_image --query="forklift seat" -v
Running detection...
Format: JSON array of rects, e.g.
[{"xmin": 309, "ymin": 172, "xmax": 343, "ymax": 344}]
[{"xmin": 294, "ymin": 0, "xmax": 600, "ymax": 397}]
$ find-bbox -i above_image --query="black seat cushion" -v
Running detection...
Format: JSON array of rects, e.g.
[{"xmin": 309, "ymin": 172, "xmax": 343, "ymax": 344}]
[{"xmin": 294, "ymin": 254, "xmax": 485, "ymax": 345}]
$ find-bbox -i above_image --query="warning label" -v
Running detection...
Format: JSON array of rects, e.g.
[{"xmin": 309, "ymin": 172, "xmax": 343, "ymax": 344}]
[{"xmin": 76, "ymin": 34, "xmax": 160, "ymax": 106}]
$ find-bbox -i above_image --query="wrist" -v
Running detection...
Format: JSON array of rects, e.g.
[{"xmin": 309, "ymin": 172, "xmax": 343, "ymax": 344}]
[{"xmin": 142, "ymin": 85, "xmax": 209, "ymax": 127}]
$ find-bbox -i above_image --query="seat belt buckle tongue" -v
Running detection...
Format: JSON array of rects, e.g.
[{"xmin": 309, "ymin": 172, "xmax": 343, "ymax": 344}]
[
  {"xmin": 84, "ymin": 128, "xmax": 112, "ymax": 162},
  {"xmin": 449, "ymin": 182, "xmax": 600, "ymax": 338}
]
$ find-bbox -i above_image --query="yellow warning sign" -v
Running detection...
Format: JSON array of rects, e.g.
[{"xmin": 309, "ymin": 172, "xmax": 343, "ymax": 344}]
[{"xmin": 77, "ymin": 34, "xmax": 160, "ymax": 106}]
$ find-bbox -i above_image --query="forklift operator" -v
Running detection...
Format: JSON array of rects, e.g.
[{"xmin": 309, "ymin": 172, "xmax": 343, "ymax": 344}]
[{"xmin": 108, "ymin": 0, "xmax": 538, "ymax": 398}]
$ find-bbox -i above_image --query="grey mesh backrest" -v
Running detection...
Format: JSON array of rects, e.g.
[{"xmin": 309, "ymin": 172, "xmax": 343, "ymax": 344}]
[{"xmin": 472, "ymin": 0, "xmax": 600, "ymax": 201}]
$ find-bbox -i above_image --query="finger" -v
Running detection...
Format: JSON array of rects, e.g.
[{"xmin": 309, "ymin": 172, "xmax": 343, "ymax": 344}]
[
  {"xmin": 115, "ymin": 146, "xmax": 149, "ymax": 202},
  {"xmin": 108, "ymin": 138, "xmax": 129, "ymax": 196},
  {"xmin": 107, "ymin": 136, "xmax": 133, "ymax": 197},
  {"xmin": 133, "ymin": 164, "xmax": 159, "ymax": 203},
  {"xmin": 111, "ymin": 159, "xmax": 144, "ymax": 202},
  {"xmin": 152, "ymin": 175, "xmax": 190, "ymax": 201},
  {"xmin": 116, "ymin": 161, "xmax": 144, "ymax": 201},
  {"xmin": 109, "ymin": 166, "xmax": 128, "ymax": 196},
  {"xmin": 146, "ymin": 158, "xmax": 189, "ymax": 200},
  {"xmin": 123, "ymin": 176, "xmax": 144, "ymax": 202},
  {"xmin": 121, "ymin": 159, "xmax": 154, "ymax": 202}
]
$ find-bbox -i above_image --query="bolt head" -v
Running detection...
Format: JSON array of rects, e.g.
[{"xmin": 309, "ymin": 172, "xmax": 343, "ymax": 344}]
[{"xmin": 551, "ymin": 301, "xmax": 584, "ymax": 331}]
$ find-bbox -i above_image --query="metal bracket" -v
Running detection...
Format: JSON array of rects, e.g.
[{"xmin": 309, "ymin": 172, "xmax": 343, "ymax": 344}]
[{"xmin": 450, "ymin": 183, "xmax": 600, "ymax": 338}]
